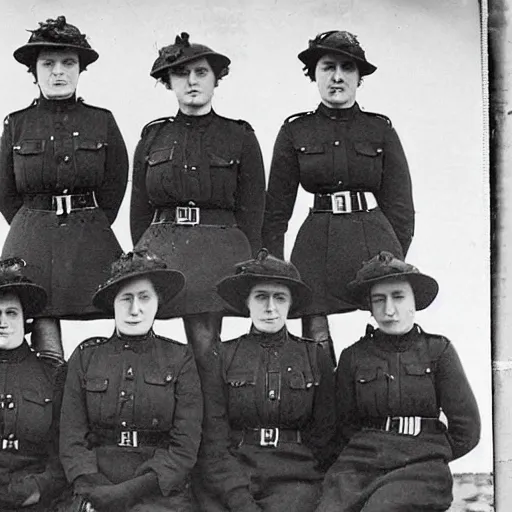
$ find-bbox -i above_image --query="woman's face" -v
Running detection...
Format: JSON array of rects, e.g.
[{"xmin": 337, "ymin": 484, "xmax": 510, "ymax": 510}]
[
  {"xmin": 370, "ymin": 278, "xmax": 416, "ymax": 335},
  {"xmin": 114, "ymin": 277, "xmax": 159, "ymax": 336},
  {"xmin": 246, "ymin": 282, "xmax": 292, "ymax": 334},
  {"xmin": 0, "ymin": 293, "xmax": 25, "ymax": 350},
  {"xmin": 168, "ymin": 57, "xmax": 216, "ymax": 115},
  {"xmin": 36, "ymin": 49, "xmax": 80, "ymax": 100},
  {"xmin": 315, "ymin": 53, "xmax": 359, "ymax": 109}
]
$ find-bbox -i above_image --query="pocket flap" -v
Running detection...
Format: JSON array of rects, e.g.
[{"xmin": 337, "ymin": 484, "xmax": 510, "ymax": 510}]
[
  {"xmin": 77, "ymin": 139, "xmax": 106, "ymax": 151},
  {"xmin": 226, "ymin": 369, "xmax": 256, "ymax": 387},
  {"xmin": 147, "ymin": 148, "xmax": 174, "ymax": 166},
  {"xmin": 404, "ymin": 363, "xmax": 433, "ymax": 376},
  {"xmin": 355, "ymin": 368, "xmax": 379, "ymax": 384},
  {"xmin": 289, "ymin": 372, "xmax": 307, "ymax": 389},
  {"xmin": 354, "ymin": 142, "xmax": 383, "ymax": 157},
  {"xmin": 14, "ymin": 140, "xmax": 45, "ymax": 155},
  {"xmin": 295, "ymin": 144, "xmax": 325, "ymax": 155},
  {"xmin": 22, "ymin": 389, "xmax": 52, "ymax": 405},
  {"xmin": 85, "ymin": 377, "xmax": 109, "ymax": 392},
  {"xmin": 144, "ymin": 369, "xmax": 174, "ymax": 385},
  {"xmin": 210, "ymin": 154, "xmax": 237, "ymax": 167}
]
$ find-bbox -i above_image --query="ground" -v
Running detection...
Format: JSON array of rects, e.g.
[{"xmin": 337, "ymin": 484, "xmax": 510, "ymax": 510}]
[{"xmin": 449, "ymin": 474, "xmax": 494, "ymax": 512}]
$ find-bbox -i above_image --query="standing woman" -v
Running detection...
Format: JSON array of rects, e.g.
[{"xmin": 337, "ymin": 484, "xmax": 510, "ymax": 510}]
[
  {"xmin": 0, "ymin": 16, "xmax": 128, "ymax": 363},
  {"xmin": 196, "ymin": 249, "xmax": 336, "ymax": 512},
  {"xmin": 262, "ymin": 31, "xmax": 414, "ymax": 364},
  {"xmin": 130, "ymin": 32, "xmax": 265, "ymax": 363},
  {"xmin": 59, "ymin": 250, "xmax": 203, "ymax": 511},
  {"xmin": 316, "ymin": 252, "xmax": 480, "ymax": 511},
  {"xmin": 0, "ymin": 257, "xmax": 67, "ymax": 511}
]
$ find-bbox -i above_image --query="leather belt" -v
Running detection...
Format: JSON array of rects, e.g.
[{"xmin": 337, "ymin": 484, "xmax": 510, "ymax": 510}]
[
  {"xmin": 362, "ymin": 416, "xmax": 446, "ymax": 436},
  {"xmin": 151, "ymin": 206, "xmax": 237, "ymax": 227},
  {"xmin": 86, "ymin": 427, "xmax": 171, "ymax": 449},
  {"xmin": 312, "ymin": 191, "xmax": 377, "ymax": 214},
  {"xmin": 232, "ymin": 428, "xmax": 302, "ymax": 447},
  {"xmin": 24, "ymin": 192, "xmax": 98, "ymax": 215}
]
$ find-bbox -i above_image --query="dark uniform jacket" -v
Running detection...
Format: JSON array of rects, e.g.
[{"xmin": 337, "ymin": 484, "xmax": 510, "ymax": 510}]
[
  {"xmin": 198, "ymin": 327, "xmax": 336, "ymax": 512},
  {"xmin": 130, "ymin": 110, "xmax": 266, "ymax": 317},
  {"xmin": 262, "ymin": 103, "xmax": 414, "ymax": 315},
  {"xmin": 0, "ymin": 96, "xmax": 128, "ymax": 318},
  {"xmin": 0, "ymin": 341, "xmax": 67, "ymax": 511},
  {"xmin": 59, "ymin": 331, "xmax": 202, "ymax": 502},
  {"xmin": 316, "ymin": 325, "xmax": 480, "ymax": 512}
]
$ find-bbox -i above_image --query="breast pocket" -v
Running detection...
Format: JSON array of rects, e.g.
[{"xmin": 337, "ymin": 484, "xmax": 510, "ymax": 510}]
[
  {"xmin": 13, "ymin": 139, "xmax": 46, "ymax": 189},
  {"xmin": 402, "ymin": 362, "xmax": 437, "ymax": 411},
  {"xmin": 74, "ymin": 139, "xmax": 107, "ymax": 185},
  {"xmin": 295, "ymin": 143, "xmax": 331, "ymax": 186},
  {"xmin": 225, "ymin": 370, "xmax": 256, "ymax": 424},
  {"xmin": 350, "ymin": 141, "xmax": 384, "ymax": 188},
  {"xmin": 85, "ymin": 377, "xmax": 110, "ymax": 424},
  {"xmin": 355, "ymin": 367, "xmax": 388, "ymax": 417},
  {"xmin": 209, "ymin": 154, "xmax": 239, "ymax": 207},
  {"xmin": 141, "ymin": 369, "xmax": 176, "ymax": 427},
  {"xmin": 280, "ymin": 371, "xmax": 316, "ymax": 420},
  {"xmin": 18, "ymin": 389, "xmax": 53, "ymax": 442}
]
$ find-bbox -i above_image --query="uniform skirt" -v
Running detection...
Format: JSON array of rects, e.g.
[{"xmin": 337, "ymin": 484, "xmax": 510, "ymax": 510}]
[
  {"xmin": 2, "ymin": 206, "xmax": 122, "ymax": 319},
  {"xmin": 291, "ymin": 208, "xmax": 403, "ymax": 316},
  {"xmin": 135, "ymin": 214, "xmax": 251, "ymax": 317}
]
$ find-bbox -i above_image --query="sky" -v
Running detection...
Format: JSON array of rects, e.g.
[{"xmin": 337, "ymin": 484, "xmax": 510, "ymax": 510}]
[{"xmin": 0, "ymin": 0, "xmax": 491, "ymax": 473}]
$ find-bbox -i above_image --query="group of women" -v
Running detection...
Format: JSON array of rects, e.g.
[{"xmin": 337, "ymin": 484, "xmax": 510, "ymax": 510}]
[{"xmin": 0, "ymin": 15, "xmax": 480, "ymax": 512}]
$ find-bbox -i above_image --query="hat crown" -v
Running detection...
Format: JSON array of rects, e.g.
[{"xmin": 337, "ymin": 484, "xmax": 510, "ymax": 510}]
[
  {"xmin": 355, "ymin": 251, "xmax": 420, "ymax": 284},
  {"xmin": 26, "ymin": 15, "xmax": 92, "ymax": 50},
  {"xmin": 107, "ymin": 250, "xmax": 168, "ymax": 283},
  {"xmin": 0, "ymin": 258, "xmax": 31, "ymax": 287},
  {"xmin": 235, "ymin": 248, "xmax": 302, "ymax": 282},
  {"xmin": 309, "ymin": 30, "xmax": 366, "ymax": 60}
]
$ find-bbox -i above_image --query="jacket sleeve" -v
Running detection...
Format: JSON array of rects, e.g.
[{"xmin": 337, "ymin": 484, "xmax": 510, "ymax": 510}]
[
  {"xmin": 0, "ymin": 116, "xmax": 23, "ymax": 223},
  {"xmin": 32, "ymin": 362, "xmax": 69, "ymax": 500},
  {"xmin": 59, "ymin": 347, "xmax": 99, "ymax": 483},
  {"xmin": 374, "ymin": 125, "xmax": 415, "ymax": 256},
  {"xmin": 301, "ymin": 344, "xmax": 337, "ymax": 471},
  {"xmin": 135, "ymin": 346, "xmax": 203, "ymax": 496},
  {"xmin": 198, "ymin": 347, "xmax": 261, "ymax": 512},
  {"xmin": 261, "ymin": 123, "xmax": 300, "ymax": 259},
  {"xmin": 234, "ymin": 126, "xmax": 266, "ymax": 256},
  {"xmin": 436, "ymin": 341, "xmax": 481, "ymax": 460},
  {"xmin": 95, "ymin": 113, "xmax": 129, "ymax": 225},
  {"xmin": 130, "ymin": 134, "xmax": 155, "ymax": 245}
]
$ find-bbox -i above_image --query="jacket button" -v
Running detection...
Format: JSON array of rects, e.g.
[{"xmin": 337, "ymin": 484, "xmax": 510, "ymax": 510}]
[
  {"xmin": 165, "ymin": 374, "xmax": 173, "ymax": 382},
  {"xmin": 425, "ymin": 368, "xmax": 431, "ymax": 374},
  {"xmin": 121, "ymin": 421, "xmax": 127, "ymax": 427},
  {"xmin": 63, "ymin": 155, "xmax": 70, "ymax": 162},
  {"xmin": 120, "ymin": 391, "xmax": 126, "ymax": 397},
  {"xmin": 300, "ymin": 147, "xmax": 306, "ymax": 152},
  {"xmin": 268, "ymin": 390, "xmax": 276, "ymax": 399},
  {"xmin": 334, "ymin": 141, "xmax": 340, "ymax": 146}
]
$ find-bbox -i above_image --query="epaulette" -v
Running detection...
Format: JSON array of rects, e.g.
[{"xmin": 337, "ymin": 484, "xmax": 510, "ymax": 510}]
[
  {"xmin": 152, "ymin": 333, "xmax": 183, "ymax": 346},
  {"xmin": 288, "ymin": 332, "xmax": 315, "ymax": 344},
  {"xmin": 4, "ymin": 99, "xmax": 38, "ymax": 125},
  {"xmin": 284, "ymin": 111, "xmax": 314, "ymax": 124},
  {"xmin": 223, "ymin": 334, "xmax": 246, "ymax": 344},
  {"xmin": 361, "ymin": 109, "xmax": 392, "ymax": 127},
  {"xmin": 140, "ymin": 116, "xmax": 174, "ymax": 137},
  {"xmin": 77, "ymin": 97, "xmax": 111, "ymax": 113},
  {"xmin": 79, "ymin": 336, "xmax": 109, "ymax": 350},
  {"xmin": 216, "ymin": 114, "xmax": 255, "ymax": 132}
]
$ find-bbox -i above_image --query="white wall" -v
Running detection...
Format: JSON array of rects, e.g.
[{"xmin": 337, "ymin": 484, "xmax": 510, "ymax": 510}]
[{"xmin": 0, "ymin": 0, "xmax": 491, "ymax": 473}]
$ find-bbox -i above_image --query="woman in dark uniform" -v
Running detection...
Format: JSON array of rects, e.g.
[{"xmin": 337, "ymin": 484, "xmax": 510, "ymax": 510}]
[
  {"xmin": 196, "ymin": 249, "xmax": 336, "ymax": 512},
  {"xmin": 316, "ymin": 251, "xmax": 480, "ymax": 512},
  {"xmin": 59, "ymin": 250, "xmax": 202, "ymax": 512},
  {"xmin": 130, "ymin": 32, "xmax": 265, "ymax": 363},
  {"xmin": 0, "ymin": 16, "xmax": 128, "ymax": 363},
  {"xmin": 0, "ymin": 257, "xmax": 67, "ymax": 511},
  {"xmin": 262, "ymin": 31, "xmax": 415, "ymax": 365}
]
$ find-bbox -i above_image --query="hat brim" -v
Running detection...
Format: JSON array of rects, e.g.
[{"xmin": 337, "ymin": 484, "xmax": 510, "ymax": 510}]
[
  {"xmin": 14, "ymin": 42, "xmax": 99, "ymax": 68},
  {"xmin": 0, "ymin": 282, "xmax": 47, "ymax": 318},
  {"xmin": 216, "ymin": 274, "xmax": 312, "ymax": 319},
  {"xmin": 298, "ymin": 46, "xmax": 377, "ymax": 76},
  {"xmin": 92, "ymin": 269, "xmax": 185, "ymax": 320},
  {"xmin": 348, "ymin": 272, "xmax": 439, "ymax": 311},
  {"xmin": 151, "ymin": 51, "xmax": 231, "ymax": 79}
]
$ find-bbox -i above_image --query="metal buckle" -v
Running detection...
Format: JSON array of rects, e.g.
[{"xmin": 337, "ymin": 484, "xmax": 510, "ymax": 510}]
[
  {"xmin": 331, "ymin": 191, "xmax": 352, "ymax": 214},
  {"xmin": 175, "ymin": 206, "xmax": 200, "ymax": 225},
  {"xmin": 1, "ymin": 437, "xmax": 19, "ymax": 451},
  {"xmin": 259, "ymin": 428, "xmax": 279, "ymax": 447},
  {"xmin": 118, "ymin": 430, "xmax": 138, "ymax": 447},
  {"xmin": 53, "ymin": 195, "xmax": 72, "ymax": 216},
  {"xmin": 388, "ymin": 416, "xmax": 421, "ymax": 436}
]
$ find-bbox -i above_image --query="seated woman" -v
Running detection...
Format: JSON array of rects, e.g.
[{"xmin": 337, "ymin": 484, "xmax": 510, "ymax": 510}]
[
  {"xmin": 59, "ymin": 250, "xmax": 203, "ymax": 512},
  {"xmin": 316, "ymin": 251, "xmax": 481, "ymax": 512},
  {"xmin": 0, "ymin": 257, "xmax": 67, "ymax": 511},
  {"xmin": 196, "ymin": 249, "xmax": 336, "ymax": 512}
]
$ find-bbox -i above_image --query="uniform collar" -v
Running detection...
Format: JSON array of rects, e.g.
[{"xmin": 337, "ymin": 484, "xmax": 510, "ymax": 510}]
[
  {"xmin": 176, "ymin": 109, "xmax": 215, "ymax": 128},
  {"xmin": 249, "ymin": 325, "xmax": 288, "ymax": 346},
  {"xmin": 36, "ymin": 94, "xmax": 78, "ymax": 112},
  {"xmin": 317, "ymin": 101, "xmax": 359, "ymax": 121},
  {"xmin": 0, "ymin": 339, "xmax": 31, "ymax": 363},
  {"xmin": 112, "ymin": 329, "xmax": 155, "ymax": 353},
  {"xmin": 371, "ymin": 324, "xmax": 421, "ymax": 352}
]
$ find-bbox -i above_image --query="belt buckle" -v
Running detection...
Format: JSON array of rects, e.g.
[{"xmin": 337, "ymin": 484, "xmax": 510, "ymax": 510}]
[
  {"xmin": 391, "ymin": 416, "xmax": 421, "ymax": 436},
  {"xmin": 259, "ymin": 427, "xmax": 279, "ymax": 447},
  {"xmin": 53, "ymin": 194, "xmax": 72, "ymax": 216},
  {"xmin": 118, "ymin": 430, "xmax": 138, "ymax": 447},
  {"xmin": 331, "ymin": 191, "xmax": 352, "ymax": 214},
  {"xmin": 176, "ymin": 206, "xmax": 200, "ymax": 225},
  {"xmin": 1, "ymin": 437, "xmax": 19, "ymax": 451}
]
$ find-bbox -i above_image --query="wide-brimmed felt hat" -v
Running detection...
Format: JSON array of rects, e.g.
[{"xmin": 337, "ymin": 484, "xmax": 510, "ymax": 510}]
[
  {"xmin": 93, "ymin": 250, "xmax": 185, "ymax": 320},
  {"xmin": 150, "ymin": 32, "xmax": 231, "ymax": 80},
  {"xmin": 0, "ymin": 258, "xmax": 47, "ymax": 318},
  {"xmin": 348, "ymin": 251, "xmax": 439, "ymax": 311},
  {"xmin": 14, "ymin": 15, "xmax": 98, "ymax": 69},
  {"xmin": 298, "ymin": 30, "xmax": 377, "ymax": 77},
  {"xmin": 216, "ymin": 249, "xmax": 312, "ymax": 319}
]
